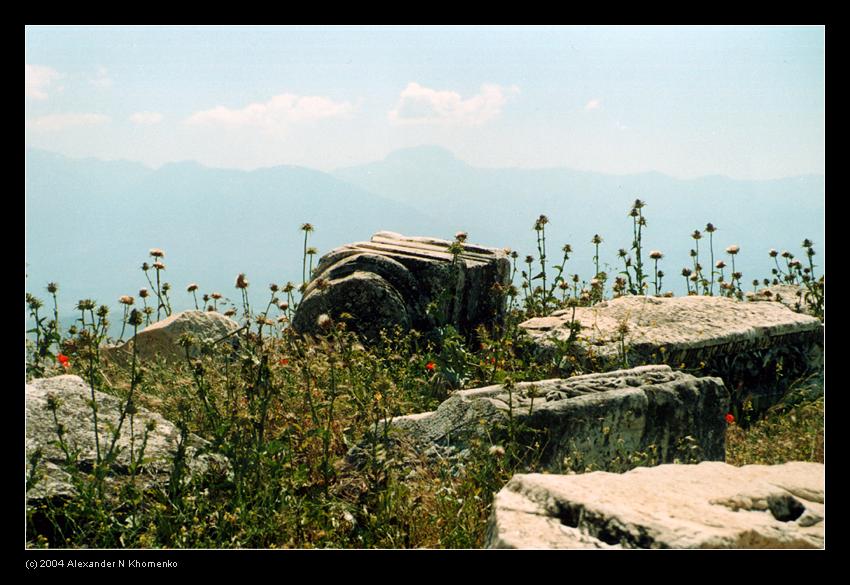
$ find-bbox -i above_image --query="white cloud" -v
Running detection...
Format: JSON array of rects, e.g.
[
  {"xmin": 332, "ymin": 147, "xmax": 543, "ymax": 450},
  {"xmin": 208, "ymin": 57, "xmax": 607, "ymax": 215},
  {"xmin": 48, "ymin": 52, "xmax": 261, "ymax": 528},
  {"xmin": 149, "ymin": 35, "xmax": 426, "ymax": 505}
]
[
  {"xmin": 130, "ymin": 111, "xmax": 164, "ymax": 125},
  {"xmin": 90, "ymin": 66, "xmax": 113, "ymax": 89},
  {"xmin": 26, "ymin": 113, "xmax": 110, "ymax": 132},
  {"xmin": 25, "ymin": 64, "xmax": 61, "ymax": 100},
  {"xmin": 185, "ymin": 93, "xmax": 353, "ymax": 130},
  {"xmin": 585, "ymin": 98, "xmax": 602, "ymax": 111},
  {"xmin": 388, "ymin": 83, "xmax": 519, "ymax": 126}
]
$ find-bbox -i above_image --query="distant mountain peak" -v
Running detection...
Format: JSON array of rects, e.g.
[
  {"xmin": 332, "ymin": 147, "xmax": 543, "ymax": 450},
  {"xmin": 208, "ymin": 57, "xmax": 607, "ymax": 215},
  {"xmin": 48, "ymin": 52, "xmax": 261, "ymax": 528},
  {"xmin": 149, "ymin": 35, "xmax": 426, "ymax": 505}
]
[{"xmin": 383, "ymin": 145, "xmax": 466, "ymax": 167}]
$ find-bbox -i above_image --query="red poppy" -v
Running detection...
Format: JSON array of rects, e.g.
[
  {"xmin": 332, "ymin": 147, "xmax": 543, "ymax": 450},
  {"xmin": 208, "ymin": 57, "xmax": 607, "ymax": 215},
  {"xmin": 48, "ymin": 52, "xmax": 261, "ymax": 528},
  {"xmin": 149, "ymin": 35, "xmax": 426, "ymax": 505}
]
[
  {"xmin": 279, "ymin": 358, "xmax": 289, "ymax": 366},
  {"xmin": 725, "ymin": 413, "xmax": 735, "ymax": 424},
  {"xmin": 425, "ymin": 361, "xmax": 436, "ymax": 372},
  {"xmin": 57, "ymin": 354, "xmax": 70, "ymax": 369}
]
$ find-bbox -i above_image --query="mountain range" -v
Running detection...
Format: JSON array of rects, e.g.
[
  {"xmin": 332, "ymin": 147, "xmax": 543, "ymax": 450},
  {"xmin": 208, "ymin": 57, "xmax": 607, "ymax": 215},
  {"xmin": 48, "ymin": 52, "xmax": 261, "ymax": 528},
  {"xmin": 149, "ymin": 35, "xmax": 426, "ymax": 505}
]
[{"xmin": 25, "ymin": 146, "xmax": 824, "ymax": 326}]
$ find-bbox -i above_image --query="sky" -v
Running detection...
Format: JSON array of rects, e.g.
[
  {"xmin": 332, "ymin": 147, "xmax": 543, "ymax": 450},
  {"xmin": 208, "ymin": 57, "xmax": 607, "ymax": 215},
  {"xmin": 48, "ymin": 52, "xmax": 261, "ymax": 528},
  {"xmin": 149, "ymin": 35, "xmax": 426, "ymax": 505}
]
[{"xmin": 25, "ymin": 25, "xmax": 825, "ymax": 180}]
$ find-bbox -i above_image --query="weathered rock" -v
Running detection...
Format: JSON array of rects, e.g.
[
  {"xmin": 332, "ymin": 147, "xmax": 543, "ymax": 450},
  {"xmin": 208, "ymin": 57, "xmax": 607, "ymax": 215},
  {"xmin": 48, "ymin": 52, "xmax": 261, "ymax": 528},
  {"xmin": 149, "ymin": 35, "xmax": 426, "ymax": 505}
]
[
  {"xmin": 293, "ymin": 231, "xmax": 510, "ymax": 340},
  {"xmin": 386, "ymin": 365, "xmax": 729, "ymax": 471},
  {"xmin": 26, "ymin": 375, "xmax": 228, "ymax": 506},
  {"xmin": 486, "ymin": 461, "xmax": 824, "ymax": 549},
  {"xmin": 747, "ymin": 284, "xmax": 823, "ymax": 317},
  {"xmin": 520, "ymin": 296, "xmax": 823, "ymax": 410},
  {"xmin": 102, "ymin": 310, "xmax": 240, "ymax": 364}
]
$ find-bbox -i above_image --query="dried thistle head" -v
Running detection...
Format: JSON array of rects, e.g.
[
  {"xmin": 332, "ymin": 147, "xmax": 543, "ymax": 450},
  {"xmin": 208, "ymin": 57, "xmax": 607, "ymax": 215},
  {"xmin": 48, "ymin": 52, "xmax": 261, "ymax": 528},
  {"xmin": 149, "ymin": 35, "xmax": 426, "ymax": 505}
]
[
  {"xmin": 119, "ymin": 295, "xmax": 134, "ymax": 306},
  {"xmin": 235, "ymin": 274, "xmax": 249, "ymax": 289},
  {"xmin": 153, "ymin": 261, "xmax": 166, "ymax": 270},
  {"xmin": 149, "ymin": 248, "xmax": 165, "ymax": 259},
  {"xmin": 649, "ymin": 250, "xmax": 663, "ymax": 260},
  {"xmin": 725, "ymin": 245, "xmax": 740, "ymax": 255},
  {"xmin": 46, "ymin": 282, "xmax": 59, "ymax": 294},
  {"xmin": 187, "ymin": 283, "xmax": 199, "ymax": 292}
]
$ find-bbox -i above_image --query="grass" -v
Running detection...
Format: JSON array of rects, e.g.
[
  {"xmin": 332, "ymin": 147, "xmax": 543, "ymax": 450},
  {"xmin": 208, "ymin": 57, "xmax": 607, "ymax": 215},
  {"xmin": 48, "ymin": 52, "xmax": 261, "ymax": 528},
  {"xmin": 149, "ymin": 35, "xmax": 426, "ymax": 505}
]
[{"xmin": 25, "ymin": 201, "xmax": 824, "ymax": 549}]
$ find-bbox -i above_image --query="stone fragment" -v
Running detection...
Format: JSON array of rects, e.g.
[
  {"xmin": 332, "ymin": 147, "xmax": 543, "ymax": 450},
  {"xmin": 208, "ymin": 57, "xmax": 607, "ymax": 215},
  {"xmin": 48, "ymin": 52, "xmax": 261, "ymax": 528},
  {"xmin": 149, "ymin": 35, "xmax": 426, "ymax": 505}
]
[
  {"xmin": 486, "ymin": 461, "xmax": 824, "ymax": 549},
  {"xmin": 102, "ymin": 310, "xmax": 240, "ymax": 364},
  {"xmin": 519, "ymin": 296, "xmax": 823, "ymax": 409},
  {"xmin": 386, "ymin": 365, "xmax": 729, "ymax": 471},
  {"xmin": 26, "ymin": 375, "xmax": 228, "ymax": 507},
  {"xmin": 292, "ymin": 231, "xmax": 510, "ymax": 340}
]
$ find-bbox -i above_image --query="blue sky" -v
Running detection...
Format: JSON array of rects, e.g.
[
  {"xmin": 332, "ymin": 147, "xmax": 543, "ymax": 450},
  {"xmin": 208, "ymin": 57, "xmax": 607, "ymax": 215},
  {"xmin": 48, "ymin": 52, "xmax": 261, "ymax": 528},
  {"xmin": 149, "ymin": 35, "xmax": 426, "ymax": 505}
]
[{"xmin": 25, "ymin": 25, "xmax": 824, "ymax": 179}]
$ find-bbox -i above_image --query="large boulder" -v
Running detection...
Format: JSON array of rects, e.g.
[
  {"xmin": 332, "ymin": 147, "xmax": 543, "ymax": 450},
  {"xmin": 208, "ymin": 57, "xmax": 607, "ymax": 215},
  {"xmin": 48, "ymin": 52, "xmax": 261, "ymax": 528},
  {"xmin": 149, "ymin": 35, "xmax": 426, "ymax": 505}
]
[
  {"xmin": 520, "ymin": 296, "xmax": 823, "ymax": 410},
  {"xmin": 292, "ymin": 231, "xmax": 510, "ymax": 340},
  {"xmin": 26, "ymin": 375, "xmax": 228, "ymax": 507},
  {"xmin": 102, "ymin": 310, "xmax": 240, "ymax": 364},
  {"xmin": 385, "ymin": 365, "xmax": 729, "ymax": 471},
  {"xmin": 486, "ymin": 461, "xmax": 824, "ymax": 549}
]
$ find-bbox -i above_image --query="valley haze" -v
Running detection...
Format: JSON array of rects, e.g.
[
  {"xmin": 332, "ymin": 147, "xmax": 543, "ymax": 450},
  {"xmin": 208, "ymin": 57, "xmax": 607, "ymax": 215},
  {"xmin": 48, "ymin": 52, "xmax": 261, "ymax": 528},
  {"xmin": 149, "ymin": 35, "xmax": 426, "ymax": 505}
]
[{"xmin": 25, "ymin": 145, "xmax": 824, "ymax": 332}]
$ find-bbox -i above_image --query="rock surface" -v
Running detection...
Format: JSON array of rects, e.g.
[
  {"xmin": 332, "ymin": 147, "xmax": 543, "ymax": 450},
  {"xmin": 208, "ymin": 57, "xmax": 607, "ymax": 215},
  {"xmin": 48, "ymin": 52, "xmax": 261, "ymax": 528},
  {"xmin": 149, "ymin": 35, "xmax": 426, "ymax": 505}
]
[
  {"xmin": 486, "ymin": 461, "xmax": 824, "ymax": 549},
  {"xmin": 102, "ymin": 310, "xmax": 240, "ymax": 364},
  {"xmin": 386, "ymin": 365, "xmax": 729, "ymax": 471},
  {"xmin": 26, "ymin": 375, "xmax": 228, "ymax": 505},
  {"xmin": 292, "ymin": 231, "xmax": 510, "ymax": 340},
  {"xmin": 748, "ymin": 284, "xmax": 823, "ymax": 317},
  {"xmin": 520, "ymin": 296, "xmax": 823, "ymax": 409}
]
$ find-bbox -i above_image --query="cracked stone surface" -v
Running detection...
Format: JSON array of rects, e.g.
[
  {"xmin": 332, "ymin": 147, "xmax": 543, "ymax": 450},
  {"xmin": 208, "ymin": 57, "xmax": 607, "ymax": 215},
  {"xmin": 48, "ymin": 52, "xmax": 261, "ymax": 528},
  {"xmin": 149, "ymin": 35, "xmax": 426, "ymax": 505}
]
[
  {"xmin": 385, "ymin": 365, "xmax": 729, "ymax": 471},
  {"xmin": 26, "ymin": 375, "xmax": 229, "ymax": 507},
  {"xmin": 486, "ymin": 461, "xmax": 824, "ymax": 549},
  {"xmin": 520, "ymin": 295, "xmax": 822, "ymax": 364},
  {"xmin": 102, "ymin": 310, "xmax": 240, "ymax": 364},
  {"xmin": 292, "ymin": 231, "xmax": 510, "ymax": 340}
]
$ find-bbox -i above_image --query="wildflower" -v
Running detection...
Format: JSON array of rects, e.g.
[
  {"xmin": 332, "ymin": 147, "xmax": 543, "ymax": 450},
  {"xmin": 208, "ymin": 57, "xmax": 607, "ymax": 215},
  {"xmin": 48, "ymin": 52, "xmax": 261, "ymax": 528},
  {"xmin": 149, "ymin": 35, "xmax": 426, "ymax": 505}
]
[
  {"xmin": 632, "ymin": 198, "xmax": 645, "ymax": 209},
  {"xmin": 656, "ymin": 270, "xmax": 665, "ymax": 278},
  {"xmin": 278, "ymin": 301, "xmax": 289, "ymax": 311},
  {"xmin": 534, "ymin": 215, "xmax": 549, "ymax": 230},
  {"xmin": 187, "ymin": 283, "xmax": 199, "ymax": 292},
  {"xmin": 224, "ymin": 309, "xmax": 237, "ymax": 317},
  {"xmin": 97, "ymin": 305, "xmax": 109, "ymax": 318},
  {"xmin": 769, "ymin": 249, "xmax": 778, "ymax": 258},
  {"xmin": 141, "ymin": 262, "xmax": 150, "ymax": 271},
  {"xmin": 705, "ymin": 223, "xmax": 716, "ymax": 233},
  {"xmin": 269, "ymin": 283, "xmax": 279, "ymax": 292},
  {"xmin": 781, "ymin": 250, "xmax": 792, "ymax": 259},
  {"xmin": 316, "ymin": 313, "xmax": 332, "ymax": 329},
  {"xmin": 802, "ymin": 239, "xmax": 813, "ymax": 249},
  {"xmin": 562, "ymin": 244, "xmax": 573, "ymax": 254},
  {"xmin": 691, "ymin": 230, "xmax": 702, "ymax": 240},
  {"xmin": 681, "ymin": 268, "xmax": 692, "ymax": 277},
  {"xmin": 455, "ymin": 231, "xmax": 468, "ymax": 243},
  {"xmin": 211, "ymin": 292, "xmax": 222, "ymax": 300},
  {"xmin": 524, "ymin": 255, "xmax": 534, "ymax": 264},
  {"xmin": 149, "ymin": 248, "xmax": 165, "ymax": 258},
  {"xmin": 649, "ymin": 250, "xmax": 663, "ymax": 260},
  {"xmin": 306, "ymin": 246, "xmax": 318, "ymax": 256},
  {"xmin": 591, "ymin": 234, "xmax": 603, "ymax": 245},
  {"xmin": 46, "ymin": 282, "xmax": 58, "ymax": 294},
  {"xmin": 725, "ymin": 245, "xmax": 740, "ymax": 255},
  {"xmin": 488, "ymin": 445, "xmax": 506, "ymax": 458},
  {"xmin": 57, "ymin": 353, "xmax": 70, "ymax": 369},
  {"xmin": 161, "ymin": 282, "xmax": 171, "ymax": 292},
  {"xmin": 689, "ymin": 249, "xmax": 697, "ymax": 258},
  {"xmin": 128, "ymin": 309, "xmax": 144, "ymax": 326},
  {"xmin": 715, "ymin": 260, "xmax": 726, "ymax": 269},
  {"xmin": 617, "ymin": 248, "xmax": 627, "ymax": 258},
  {"xmin": 425, "ymin": 361, "xmax": 436, "ymax": 372},
  {"xmin": 510, "ymin": 250, "xmax": 518, "ymax": 259},
  {"xmin": 235, "ymin": 274, "xmax": 249, "ymax": 289},
  {"xmin": 279, "ymin": 358, "xmax": 289, "ymax": 366},
  {"xmin": 283, "ymin": 282, "xmax": 295, "ymax": 293},
  {"xmin": 725, "ymin": 413, "xmax": 735, "ymax": 424},
  {"xmin": 153, "ymin": 261, "xmax": 165, "ymax": 270},
  {"xmin": 76, "ymin": 299, "xmax": 95, "ymax": 311},
  {"xmin": 301, "ymin": 223, "xmax": 314, "ymax": 232}
]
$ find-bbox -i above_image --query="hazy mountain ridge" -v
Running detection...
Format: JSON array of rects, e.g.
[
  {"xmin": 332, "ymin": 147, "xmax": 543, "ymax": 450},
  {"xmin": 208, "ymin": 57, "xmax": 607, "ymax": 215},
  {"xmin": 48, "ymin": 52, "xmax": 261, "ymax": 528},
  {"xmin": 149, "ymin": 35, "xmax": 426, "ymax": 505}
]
[{"xmin": 26, "ymin": 146, "xmax": 824, "ymax": 323}]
